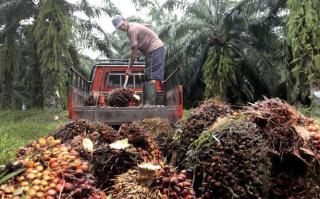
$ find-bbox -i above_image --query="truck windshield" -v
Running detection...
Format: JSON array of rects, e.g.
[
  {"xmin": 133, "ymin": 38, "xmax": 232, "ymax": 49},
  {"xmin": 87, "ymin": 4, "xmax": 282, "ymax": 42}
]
[{"xmin": 105, "ymin": 73, "xmax": 144, "ymax": 89}]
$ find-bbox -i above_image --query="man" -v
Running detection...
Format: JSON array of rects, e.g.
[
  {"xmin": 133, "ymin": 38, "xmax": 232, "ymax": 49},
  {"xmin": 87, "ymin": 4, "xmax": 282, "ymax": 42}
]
[{"xmin": 112, "ymin": 15, "xmax": 165, "ymax": 106}]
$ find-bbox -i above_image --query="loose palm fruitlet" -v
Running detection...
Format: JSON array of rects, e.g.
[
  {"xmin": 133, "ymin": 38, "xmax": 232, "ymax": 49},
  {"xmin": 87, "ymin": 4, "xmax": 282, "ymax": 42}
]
[
  {"xmin": 1, "ymin": 136, "xmax": 106, "ymax": 199},
  {"xmin": 108, "ymin": 88, "xmax": 136, "ymax": 107}
]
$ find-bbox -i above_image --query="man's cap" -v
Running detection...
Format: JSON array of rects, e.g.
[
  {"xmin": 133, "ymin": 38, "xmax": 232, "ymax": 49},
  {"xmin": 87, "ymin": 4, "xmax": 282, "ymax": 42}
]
[{"xmin": 112, "ymin": 15, "xmax": 124, "ymax": 29}]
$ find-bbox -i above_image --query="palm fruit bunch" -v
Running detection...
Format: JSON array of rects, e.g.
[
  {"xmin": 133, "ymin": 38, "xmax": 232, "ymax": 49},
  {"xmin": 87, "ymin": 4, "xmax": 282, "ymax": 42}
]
[
  {"xmin": 107, "ymin": 88, "xmax": 135, "ymax": 107},
  {"xmin": 52, "ymin": 120, "xmax": 97, "ymax": 143},
  {"xmin": 181, "ymin": 100, "xmax": 233, "ymax": 147},
  {"xmin": 52, "ymin": 120, "xmax": 120, "ymax": 163},
  {"xmin": 186, "ymin": 121, "xmax": 269, "ymax": 199},
  {"xmin": 91, "ymin": 139, "xmax": 144, "ymax": 189},
  {"xmin": 112, "ymin": 163, "xmax": 195, "ymax": 199},
  {"xmin": 86, "ymin": 95, "xmax": 96, "ymax": 106},
  {"xmin": 245, "ymin": 98, "xmax": 304, "ymax": 153},
  {"xmin": 1, "ymin": 136, "xmax": 106, "ymax": 199},
  {"xmin": 267, "ymin": 150, "xmax": 320, "ymax": 199},
  {"xmin": 268, "ymin": 173, "xmax": 320, "ymax": 199},
  {"xmin": 119, "ymin": 123, "xmax": 164, "ymax": 163},
  {"xmin": 245, "ymin": 98, "xmax": 299, "ymax": 126},
  {"xmin": 134, "ymin": 118, "xmax": 175, "ymax": 159},
  {"xmin": 52, "ymin": 120, "xmax": 118, "ymax": 144},
  {"xmin": 175, "ymin": 100, "xmax": 234, "ymax": 167}
]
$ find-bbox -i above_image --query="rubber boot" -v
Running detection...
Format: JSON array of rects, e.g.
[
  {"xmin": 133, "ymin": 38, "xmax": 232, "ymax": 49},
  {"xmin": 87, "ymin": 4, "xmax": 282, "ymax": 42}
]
[
  {"xmin": 138, "ymin": 83, "xmax": 146, "ymax": 107},
  {"xmin": 144, "ymin": 82, "xmax": 157, "ymax": 106}
]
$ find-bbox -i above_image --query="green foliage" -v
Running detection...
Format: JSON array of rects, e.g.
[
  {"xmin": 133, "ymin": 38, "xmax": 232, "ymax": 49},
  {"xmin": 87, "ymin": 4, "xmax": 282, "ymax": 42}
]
[
  {"xmin": 287, "ymin": 0, "xmax": 320, "ymax": 101},
  {"xmin": 203, "ymin": 47, "xmax": 236, "ymax": 98}
]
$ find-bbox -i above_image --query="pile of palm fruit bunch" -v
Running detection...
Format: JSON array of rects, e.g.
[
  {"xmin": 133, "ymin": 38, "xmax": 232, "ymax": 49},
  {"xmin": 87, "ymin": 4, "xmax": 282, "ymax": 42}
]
[
  {"xmin": 107, "ymin": 88, "xmax": 138, "ymax": 107},
  {"xmin": 178, "ymin": 98, "xmax": 320, "ymax": 198},
  {"xmin": 3, "ymin": 97, "xmax": 320, "ymax": 198},
  {"xmin": 52, "ymin": 121, "xmax": 164, "ymax": 190},
  {"xmin": 134, "ymin": 117, "xmax": 176, "ymax": 160},
  {"xmin": 112, "ymin": 163, "xmax": 195, "ymax": 199},
  {"xmin": 0, "ymin": 136, "xmax": 106, "ymax": 199}
]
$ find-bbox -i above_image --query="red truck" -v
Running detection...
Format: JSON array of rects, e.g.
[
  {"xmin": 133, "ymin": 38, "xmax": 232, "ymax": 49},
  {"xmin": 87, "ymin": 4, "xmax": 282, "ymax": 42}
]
[{"xmin": 68, "ymin": 59, "xmax": 183, "ymax": 125}]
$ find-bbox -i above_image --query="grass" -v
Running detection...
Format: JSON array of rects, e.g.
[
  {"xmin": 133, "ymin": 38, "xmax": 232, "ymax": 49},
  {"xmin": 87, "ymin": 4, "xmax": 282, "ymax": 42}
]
[
  {"xmin": 0, "ymin": 109, "xmax": 68, "ymax": 164},
  {"xmin": 183, "ymin": 109, "xmax": 191, "ymax": 120}
]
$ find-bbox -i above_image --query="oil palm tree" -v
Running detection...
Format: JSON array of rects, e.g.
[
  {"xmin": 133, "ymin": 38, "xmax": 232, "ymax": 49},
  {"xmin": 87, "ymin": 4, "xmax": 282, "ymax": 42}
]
[
  {"xmin": 158, "ymin": 0, "xmax": 287, "ymax": 104},
  {"xmin": 0, "ymin": 0, "xmax": 36, "ymax": 108},
  {"xmin": 287, "ymin": 0, "xmax": 320, "ymax": 107},
  {"xmin": 0, "ymin": 0, "xmax": 120, "ymax": 108}
]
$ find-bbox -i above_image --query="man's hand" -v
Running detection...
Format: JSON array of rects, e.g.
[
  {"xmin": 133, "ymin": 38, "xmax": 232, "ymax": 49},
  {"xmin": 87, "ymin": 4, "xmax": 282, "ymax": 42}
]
[{"xmin": 126, "ymin": 67, "xmax": 132, "ymax": 75}]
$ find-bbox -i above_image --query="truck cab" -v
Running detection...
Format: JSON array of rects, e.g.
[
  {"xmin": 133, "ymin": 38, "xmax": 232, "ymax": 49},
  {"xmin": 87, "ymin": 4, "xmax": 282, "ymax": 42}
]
[{"xmin": 68, "ymin": 59, "xmax": 183, "ymax": 124}]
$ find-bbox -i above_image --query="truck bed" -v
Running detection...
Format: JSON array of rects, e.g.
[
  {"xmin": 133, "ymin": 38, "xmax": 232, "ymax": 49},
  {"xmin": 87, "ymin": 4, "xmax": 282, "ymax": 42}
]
[
  {"xmin": 68, "ymin": 85, "xmax": 183, "ymax": 124},
  {"xmin": 71, "ymin": 105, "xmax": 182, "ymax": 125}
]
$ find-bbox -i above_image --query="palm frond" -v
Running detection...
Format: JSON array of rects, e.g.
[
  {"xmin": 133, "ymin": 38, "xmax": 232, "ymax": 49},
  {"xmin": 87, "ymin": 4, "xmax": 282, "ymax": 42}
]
[
  {"xmin": 162, "ymin": 0, "xmax": 189, "ymax": 10},
  {"xmin": 187, "ymin": 0, "xmax": 216, "ymax": 26},
  {"xmin": 130, "ymin": 0, "xmax": 156, "ymax": 8},
  {"xmin": 101, "ymin": 0, "xmax": 120, "ymax": 16}
]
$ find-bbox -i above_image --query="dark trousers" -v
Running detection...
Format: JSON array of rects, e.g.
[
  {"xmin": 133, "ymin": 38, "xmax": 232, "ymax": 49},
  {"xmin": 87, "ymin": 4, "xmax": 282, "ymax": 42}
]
[{"xmin": 145, "ymin": 46, "xmax": 165, "ymax": 81}]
